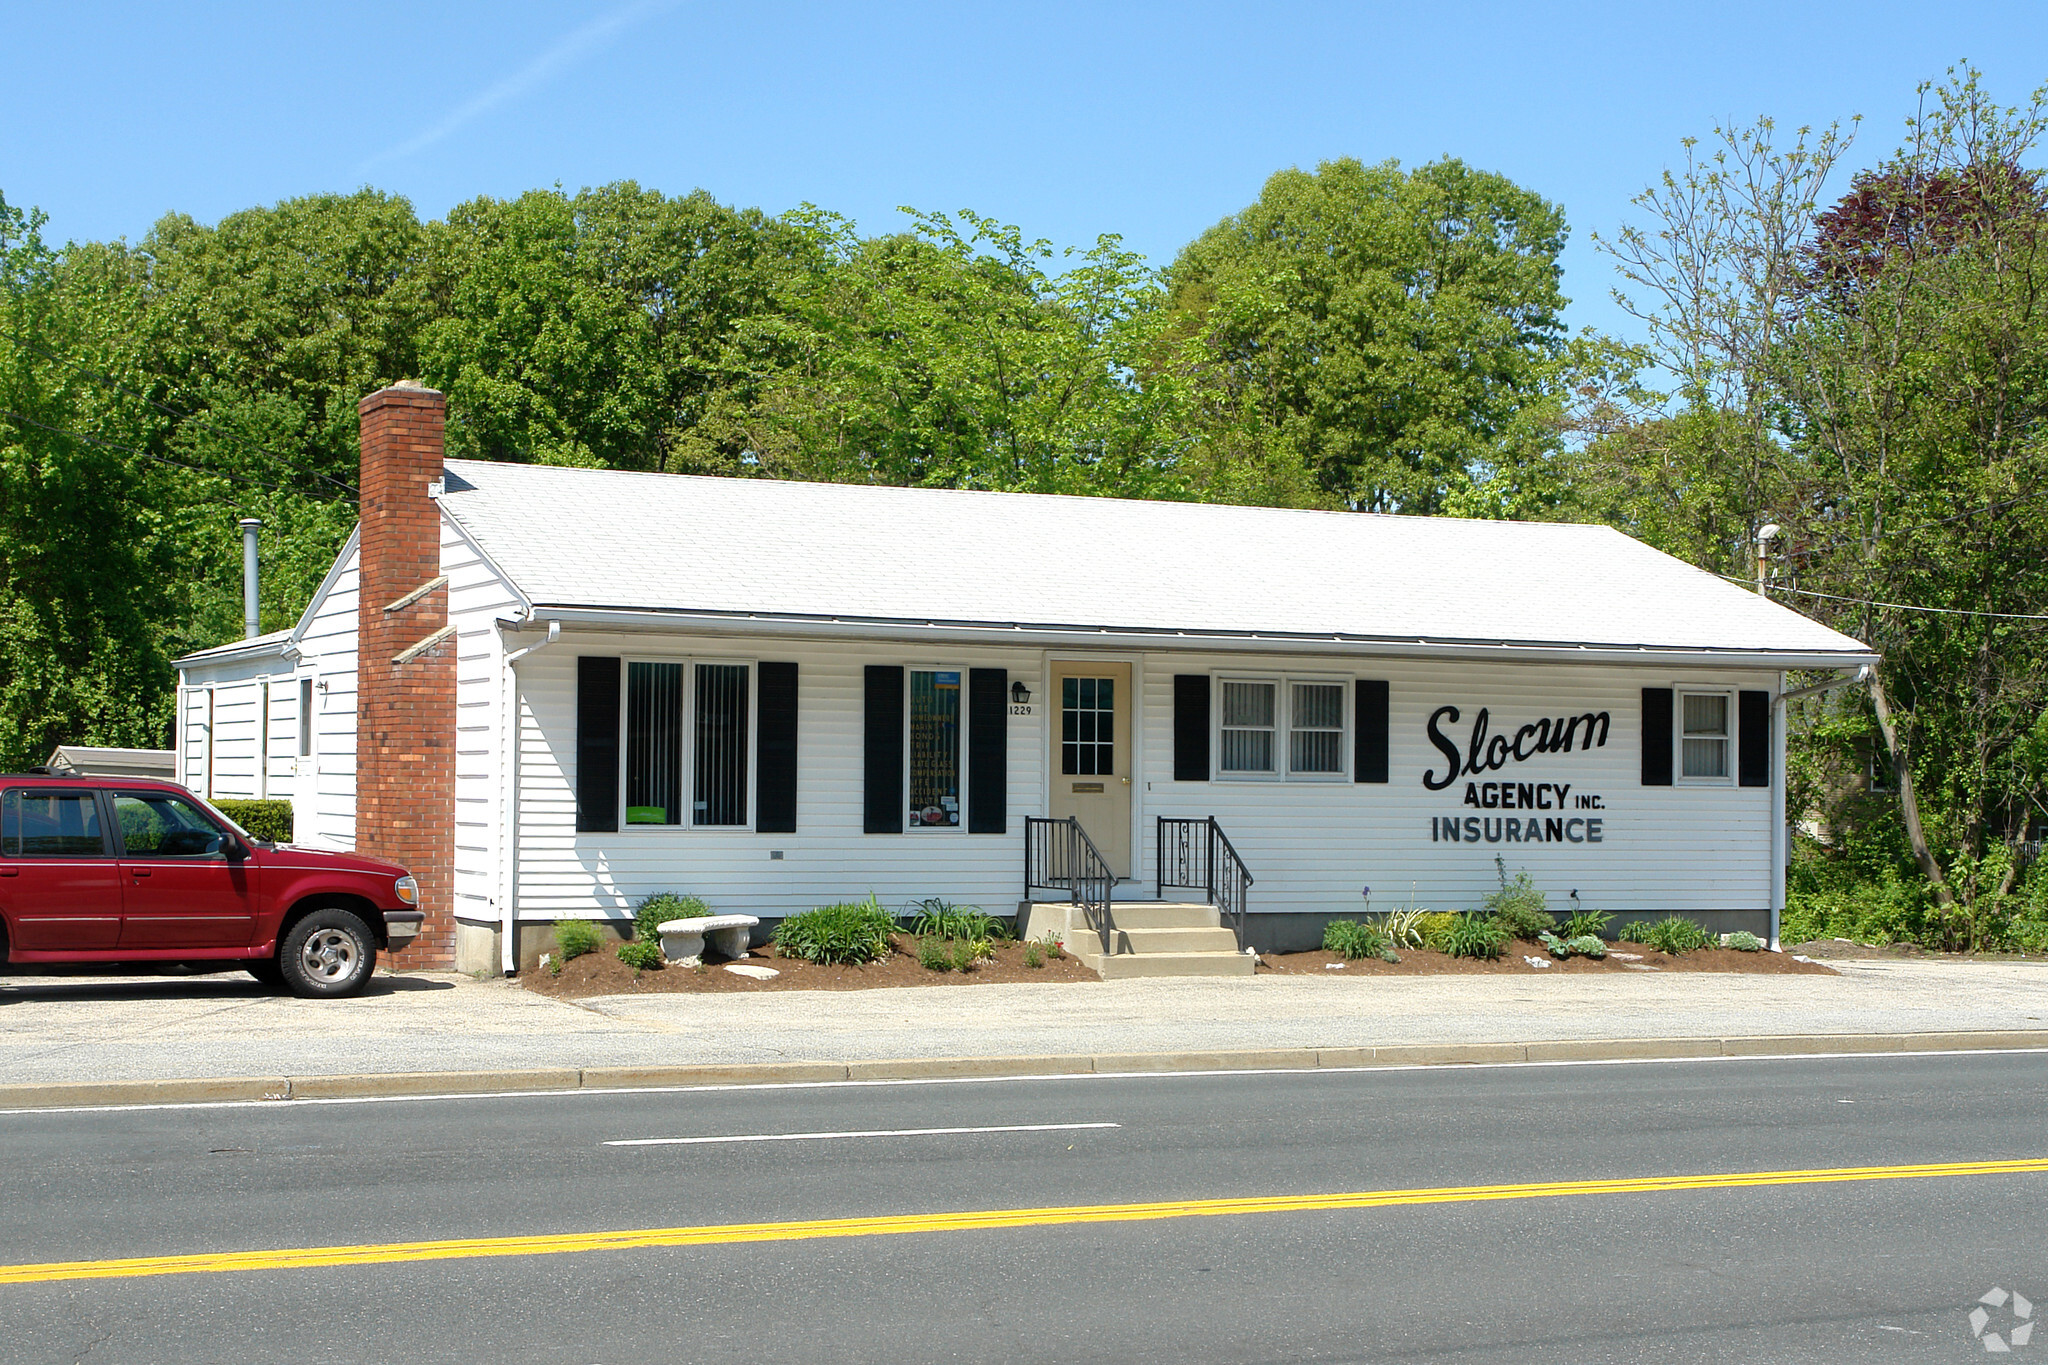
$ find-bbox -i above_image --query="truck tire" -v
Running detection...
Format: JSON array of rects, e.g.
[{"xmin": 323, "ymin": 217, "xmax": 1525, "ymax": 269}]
[{"xmin": 278, "ymin": 908, "xmax": 378, "ymax": 999}]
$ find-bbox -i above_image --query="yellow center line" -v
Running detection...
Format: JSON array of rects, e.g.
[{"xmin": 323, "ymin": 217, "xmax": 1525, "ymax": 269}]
[{"xmin": 6, "ymin": 1157, "xmax": 2045, "ymax": 1286}]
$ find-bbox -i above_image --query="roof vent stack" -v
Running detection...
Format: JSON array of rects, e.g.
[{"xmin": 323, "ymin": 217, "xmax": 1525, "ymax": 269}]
[{"xmin": 239, "ymin": 518, "xmax": 262, "ymax": 639}]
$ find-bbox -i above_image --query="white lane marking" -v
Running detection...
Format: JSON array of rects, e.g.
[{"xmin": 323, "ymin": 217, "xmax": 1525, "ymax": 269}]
[
  {"xmin": 6, "ymin": 1049, "xmax": 2047, "ymax": 1115},
  {"xmin": 605, "ymin": 1121, "xmax": 1119, "ymax": 1147}
]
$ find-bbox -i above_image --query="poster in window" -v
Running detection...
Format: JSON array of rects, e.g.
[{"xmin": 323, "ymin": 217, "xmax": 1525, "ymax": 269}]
[{"xmin": 909, "ymin": 670, "xmax": 961, "ymax": 826}]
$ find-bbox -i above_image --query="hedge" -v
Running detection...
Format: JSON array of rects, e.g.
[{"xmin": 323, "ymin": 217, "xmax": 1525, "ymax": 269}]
[{"xmin": 214, "ymin": 799, "xmax": 294, "ymax": 844}]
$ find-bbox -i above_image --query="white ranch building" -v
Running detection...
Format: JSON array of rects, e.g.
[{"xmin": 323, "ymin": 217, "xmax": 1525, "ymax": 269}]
[{"xmin": 175, "ymin": 383, "xmax": 1876, "ymax": 974}]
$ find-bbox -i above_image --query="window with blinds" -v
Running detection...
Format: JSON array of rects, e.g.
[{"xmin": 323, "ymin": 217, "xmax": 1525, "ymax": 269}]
[
  {"xmin": 1289, "ymin": 682, "xmax": 1344, "ymax": 774},
  {"xmin": 626, "ymin": 662, "xmax": 684, "ymax": 824},
  {"xmin": 1219, "ymin": 676, "xmax": 1348, "ymax": 779},
  {"xmin": 693, "ymin": 663, "xmax": 749, "ymax": 826},
  {"xmin": 1219, "ymin": 680, "xmax": 1276, "ymax": 774},
  {"xmin": 1680, "ymin": 691, "xmax": 1731, "ymax": 780}
]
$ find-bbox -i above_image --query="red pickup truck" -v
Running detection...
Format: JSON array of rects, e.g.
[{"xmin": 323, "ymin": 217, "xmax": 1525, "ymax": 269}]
[{"xmin": 0, "ymin": 774, "xmax": 423, "ymax": 998}]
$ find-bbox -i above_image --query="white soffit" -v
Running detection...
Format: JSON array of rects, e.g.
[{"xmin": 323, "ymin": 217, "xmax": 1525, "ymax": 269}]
[{"xmin": 437, "ymin": 460, "xmax": 1873, "ymax": 661}]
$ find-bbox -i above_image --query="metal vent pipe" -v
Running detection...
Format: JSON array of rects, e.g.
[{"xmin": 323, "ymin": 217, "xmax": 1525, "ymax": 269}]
[{"xmin": 239, "ymin": 518, "xmax": 262, "ymax": 639}]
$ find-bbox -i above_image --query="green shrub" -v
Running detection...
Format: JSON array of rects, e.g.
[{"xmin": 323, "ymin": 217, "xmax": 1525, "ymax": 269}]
[
  {"xmin": 1443, "ymin": 913, "xmax": 1508, "ymax": 960},
  {"xmin": 917, "ymin": 936, "xmax": 952, "ymax": 972},
  {"xmin": 1724, "ymin": 930, "xmax": 1764, "ymax": 952},
  {"xmin": 1379, "ymin": 906, "xmax": 1432, "ymax": 950},
  {"xmin": 215, "ymin": 798, "xmax": 293, "ymax": 844},
  {"xmin": 904, "ymin": 898, "xmax": 1012, "ymax": 941},
  {"xmin": 554, "ymin": 919, "xmax": 602, "ymax": 962},
  {"xmin": 1416, "ymin": 912, "xmax": 1461, "ymax": 951},
  {"xmin": 634, "ymin": 893, "xmax": 708, "ymax": 945},
  {"xmin": 950, "ymin": 936, "xmax": 993, "ymax": 971},
  {"xmin": 1538, "ymin": 930, "xmax": 1607, "ymax": 960},
  {"xmin": 1482, "ymin": 858, "xmax": 1555, "ymax": 940},
  {"xmin": 1560, "ymin": 907, "xmax": 1612, "ymax": 940},
  {"xmin": 1023, "ymin": 939, "xmax": 1045, "ymax": 968},
  {"xmin": 776, "ymin": 895, "xmax": 896, "ymax": 965},
  {"xmin": 1036, "ymin": 933, "xmax": 1066, "ymax": 960},
  {"xmin": 1624, "ymin": 916, "xmax": 1715, "ymax": 955},
  {"xmin": 1323, "ymin": 919, "xmax": 1391, "ymax": 960},
  {"xmin": 617, "ymin": 941, "xmax": 664, "ymax": 970}
]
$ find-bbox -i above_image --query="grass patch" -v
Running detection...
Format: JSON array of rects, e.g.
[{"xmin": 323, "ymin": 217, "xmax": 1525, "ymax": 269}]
[
  {"xmin": 776, "ymin": 895, "xmax": 896, "ymax": 965},
  {"xmin": 1323, "ymin": 919, "xmax": 1396, "ymax": 962},
  {"xmin": 903, "ymin": 898, "xmax": 1012, "ymax": 941},
  {"xmin": 1442, "ymin": 913, "xmax": 1509, "ymax": 961},
  {"xmin": 1620, "ymin": 916, "xmax": 1716, "ymax": 955}
]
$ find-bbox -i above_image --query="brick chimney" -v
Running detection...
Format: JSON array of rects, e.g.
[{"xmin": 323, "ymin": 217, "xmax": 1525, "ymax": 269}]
[{"xmin": 355, "ymin": 382, "xmax": 456, "ymax": 968}]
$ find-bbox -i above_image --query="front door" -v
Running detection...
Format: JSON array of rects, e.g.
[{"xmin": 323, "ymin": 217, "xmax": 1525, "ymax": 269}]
[
  {"xmin": 1048, "ymin": 662, "xmax": 1133, "ymax": 878},
  {"xmin": 111, "ymin": 791, "xmax": 259, "ymax": 949}
]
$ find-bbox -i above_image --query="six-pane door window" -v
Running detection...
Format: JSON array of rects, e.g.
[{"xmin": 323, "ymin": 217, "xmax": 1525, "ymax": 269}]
[{"xmin": 1061, "ymin": 676, "xmax": 1114, "ymax": 776}]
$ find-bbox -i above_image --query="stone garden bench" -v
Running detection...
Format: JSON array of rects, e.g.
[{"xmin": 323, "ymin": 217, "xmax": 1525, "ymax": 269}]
[{"xmin": 659, "ymin": 914, "xmax": 760, "ymax": 965}]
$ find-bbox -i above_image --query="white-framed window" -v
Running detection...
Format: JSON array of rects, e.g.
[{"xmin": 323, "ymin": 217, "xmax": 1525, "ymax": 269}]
[
  {"xmin": 1678, "ymin": 690, "xmax": 1732, "ymax": 782},
  {"xmin": 1219, "ymin": 679, "xmax": 1277, "ymax": 775},
  {"xmin": 622, "ymin": 657, "xmax": 754, "ymax": 829},
  {"xmin": 297, "ymin": 677, "xmax": 315, "ymax": 758},
  {"xmin": 1217, "ymin": 675, "xmax": 1349, "ymax": 780},
  {"xmin": 907, "ymin": 666, "xmax": 965, "ymax": 830}
]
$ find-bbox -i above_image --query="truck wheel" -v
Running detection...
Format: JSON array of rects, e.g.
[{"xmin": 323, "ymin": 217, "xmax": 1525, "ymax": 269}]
[
  {"xmin": 245, "ymin": 960, "xmax": 286, "ymax": 988},
  {"xmin": 279, "ymin": 909, "xmax": 377, "ymax": 999}
]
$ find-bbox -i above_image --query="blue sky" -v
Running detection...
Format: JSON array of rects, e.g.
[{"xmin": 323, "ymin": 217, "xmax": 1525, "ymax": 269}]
[{"xmin": 7, "ymin": 1, "xmax": 2045, "ymax": 343}]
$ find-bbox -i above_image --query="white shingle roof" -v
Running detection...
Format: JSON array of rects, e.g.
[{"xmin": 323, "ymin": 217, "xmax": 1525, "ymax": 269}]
[{"xmin": 437, "ymin": 459, "xmax": 1873, "ymax": 662}]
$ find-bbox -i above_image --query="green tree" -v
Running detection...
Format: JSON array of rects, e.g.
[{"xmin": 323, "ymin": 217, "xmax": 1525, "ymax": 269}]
[
  {"xmin": 420, "ymin": 183, "xmax": 816, "ymax": 472},
  {"xmin": 1163, "ymin": 157, "xmax": 1574, "ymax": 514},
  {"xmin": 0, "ymin": 194, "xmax": 178, "ymax": 765}
]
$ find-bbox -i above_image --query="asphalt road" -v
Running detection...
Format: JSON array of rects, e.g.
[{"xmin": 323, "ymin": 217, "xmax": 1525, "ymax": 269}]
[{"xmin": 2, "ymin": 1052, "xmax": 2045, "ymax": 1363}]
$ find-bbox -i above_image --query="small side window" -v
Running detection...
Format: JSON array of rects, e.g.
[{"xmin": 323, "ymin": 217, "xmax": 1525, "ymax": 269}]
[
  {"xmin": 1680, "ymin": 692, "xmax": 1731, "ymax": 780},
  {"xmin": 298, "ymin": 678, "xmax": 315, "ymax": 758}
]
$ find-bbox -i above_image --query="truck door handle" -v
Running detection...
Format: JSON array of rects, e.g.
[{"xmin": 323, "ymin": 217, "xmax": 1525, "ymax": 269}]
[
  {"xmin": 0, "ymin": 867, "xmax": 16, "ymax": 877},
  {"xmin": 129, "ymin": 869, "xmax": 152, "ymax": 878}
]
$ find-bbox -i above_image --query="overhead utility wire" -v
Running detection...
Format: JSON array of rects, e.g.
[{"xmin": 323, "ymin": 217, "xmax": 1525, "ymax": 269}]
[
  {"xmin": 0, "ymin": 409, "xmax": 355, "ymax": 503},
  {"xmin": 0, "ymin": 325, "xmax": 358, "ymax": 496},
  {"xmin": 1733, "ymin": 574, "xmax": 2048, "ymax": 622}
]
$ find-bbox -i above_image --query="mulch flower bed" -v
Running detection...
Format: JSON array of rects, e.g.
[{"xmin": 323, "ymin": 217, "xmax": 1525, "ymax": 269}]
[
  {"xmin": 1256, "ymin": 940, "xmax": 1837, "ymax": 976},
  {"xmin": 522, "ymin": 930, "xmax": 1838, "ymax": 995},
  {"xmin": 520, "ymin": 932, "xmax": 1096, "ymax": 996}
]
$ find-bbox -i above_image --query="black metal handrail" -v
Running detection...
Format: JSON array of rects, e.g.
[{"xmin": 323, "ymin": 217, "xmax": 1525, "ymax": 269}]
[
  {"xmin": 1155, "ymin": 816, "xmax": 1254, "ymax": 950},
  {"xmin": 1023, "ymin": 815, "xmax": 1115, "ymax": 958}
]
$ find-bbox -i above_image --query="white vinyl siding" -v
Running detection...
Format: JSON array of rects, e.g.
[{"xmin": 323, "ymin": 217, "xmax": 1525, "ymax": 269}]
[{"xmin": 445, "ymin": 514, "xmax": 523, "ymax": 915}]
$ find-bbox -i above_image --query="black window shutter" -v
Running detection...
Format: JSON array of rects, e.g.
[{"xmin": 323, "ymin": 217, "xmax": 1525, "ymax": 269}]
[
  {"xmin": 863, "ymin": 665, "xmax": 904, "ymax": 834},
  {"xmin": 967, "ymin": 668, "xmax": 1007, "ymax": 834},
  {"xmin": 576, "ymin": 656, "xmax": 620, "ymax": 832},
  {"xmin": 1173, "ymin": 675, "xmax": 1210, "ymax": 781},
  {"xmin": 1641, "ymin": 688, "xmax": 1674, "ymax": 786},
  {"xmin": 1738, "ymin": 689, "xmax": 1771, "ymax": 788},
  {"xmin": 1355, "ymin": 679, "xmax": 1390, "ymax": 783},
  {"xmin": 756, "ymin": 662, "xmax": 799, "ymax": 833}
]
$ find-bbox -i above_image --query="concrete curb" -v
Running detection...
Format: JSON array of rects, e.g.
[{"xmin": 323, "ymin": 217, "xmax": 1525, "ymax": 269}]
[{"xmin": 3, "ymin": 1031, "xmax": 2046, "ymax": 1111}]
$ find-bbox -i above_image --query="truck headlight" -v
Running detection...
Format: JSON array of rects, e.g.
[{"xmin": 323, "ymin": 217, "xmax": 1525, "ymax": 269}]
[{"xmin": 395, "ymin": 875, "xmax": 419, "ymax": 906}]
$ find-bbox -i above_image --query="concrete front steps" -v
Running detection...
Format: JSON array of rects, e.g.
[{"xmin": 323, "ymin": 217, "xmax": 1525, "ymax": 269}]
[{"xmin": 1018, "ymin": 900, "xmax": 1255, "ymax": 979}]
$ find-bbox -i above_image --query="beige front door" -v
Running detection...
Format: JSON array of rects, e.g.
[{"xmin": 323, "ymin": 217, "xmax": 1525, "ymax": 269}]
[{"xmin": 1048, "ymin": 661, "xmax": 1133, "ymax": 878}]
